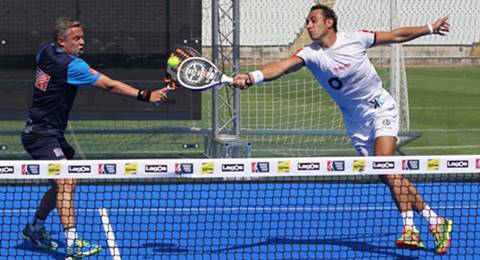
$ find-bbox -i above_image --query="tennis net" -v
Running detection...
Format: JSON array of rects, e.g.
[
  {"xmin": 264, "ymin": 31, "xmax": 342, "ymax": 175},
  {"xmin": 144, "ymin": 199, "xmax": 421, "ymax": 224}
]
[{"xmin": 1, "ymin": 155, "xmax": 479, "ymax": 258}]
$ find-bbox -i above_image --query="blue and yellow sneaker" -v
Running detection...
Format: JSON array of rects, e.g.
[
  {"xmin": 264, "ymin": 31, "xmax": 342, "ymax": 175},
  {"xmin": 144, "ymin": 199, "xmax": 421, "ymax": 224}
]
[
  {"xmin": 395, "ymin": 226, "xmax": 425, "ymax": 250},
  {"xmin": 65, "ymin": 239, "xmax": 101, "ymax": 259},
  {"xmin": 429, "ymin": 218, "xmax": 453, "ymax": 255},
  {"xmin": 22, "ymin": 224, "xmax": 59, "ymax": 250}
]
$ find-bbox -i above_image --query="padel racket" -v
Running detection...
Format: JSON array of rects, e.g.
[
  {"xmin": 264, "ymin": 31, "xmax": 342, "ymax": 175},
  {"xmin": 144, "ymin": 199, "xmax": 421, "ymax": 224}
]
[{"xmin": 177, "ymin": 57, "xmax": 233, "ymax": 91}]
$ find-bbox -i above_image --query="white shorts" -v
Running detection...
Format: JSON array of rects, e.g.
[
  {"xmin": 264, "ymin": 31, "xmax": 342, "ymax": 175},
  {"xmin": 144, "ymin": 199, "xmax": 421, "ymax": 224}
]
[{"xmin": 344, "ymin": 91, "xmax": 399, "ymax": 156}]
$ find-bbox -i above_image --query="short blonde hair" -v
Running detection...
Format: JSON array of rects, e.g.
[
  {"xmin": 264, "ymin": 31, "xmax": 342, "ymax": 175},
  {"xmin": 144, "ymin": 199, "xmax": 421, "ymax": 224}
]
[{"xmin": 53, "ymin": 17, "xmax": 82, "ymax": 41}]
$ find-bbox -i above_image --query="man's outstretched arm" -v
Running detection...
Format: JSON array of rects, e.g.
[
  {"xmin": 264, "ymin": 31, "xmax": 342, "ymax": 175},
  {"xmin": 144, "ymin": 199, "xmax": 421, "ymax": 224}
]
[
  {"xmin": 374, "ymin": 16, "xmax": 449, "ymax": 46},
  {"xmin": 94, "ymin": 75, "xmax": 169, "ymax": 103},
  {"xmin": 232, "ymin": 56, "xmax": 304, "ymax": 89}
]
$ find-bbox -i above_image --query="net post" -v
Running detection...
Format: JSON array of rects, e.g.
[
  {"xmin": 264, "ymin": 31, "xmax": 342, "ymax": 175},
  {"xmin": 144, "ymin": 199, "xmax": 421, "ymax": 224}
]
[{"xmin": 206, "ymin": 134, "xmax": 251, "ymax": 158}]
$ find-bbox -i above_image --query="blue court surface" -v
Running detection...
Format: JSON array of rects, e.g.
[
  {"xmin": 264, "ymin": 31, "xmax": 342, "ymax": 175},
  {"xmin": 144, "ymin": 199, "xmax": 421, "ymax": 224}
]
[{"xmin": 0, "ymin": 180, "xmax": 479, "ymax": 259}]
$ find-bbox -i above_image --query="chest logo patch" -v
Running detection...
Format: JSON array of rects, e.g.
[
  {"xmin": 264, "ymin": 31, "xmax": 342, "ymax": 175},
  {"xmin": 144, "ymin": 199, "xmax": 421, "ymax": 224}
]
[{"xmin": 35, "ymin": 69, "xmax": 51, "ymax": 91}]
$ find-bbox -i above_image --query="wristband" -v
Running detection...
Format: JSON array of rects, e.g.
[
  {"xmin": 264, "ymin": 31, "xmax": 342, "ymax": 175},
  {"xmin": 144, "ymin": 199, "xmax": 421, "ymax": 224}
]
[
  {"xmin": 427, "ymin": 24, "xmax": 433, "ymax": 34},
  {"xmin": 248, "ymin": 70, "xmax": 264, "ymax": 85},
  {"xmin": 137, "ymin": 89, "xmax": 151, "ymax": 102}
]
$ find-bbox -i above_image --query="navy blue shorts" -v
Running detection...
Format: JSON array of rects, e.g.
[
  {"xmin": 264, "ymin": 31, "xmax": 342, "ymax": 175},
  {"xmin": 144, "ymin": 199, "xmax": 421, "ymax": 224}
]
[{"xmin": 22, "ymin": 134, "xmax": 75, "ymax": 160}]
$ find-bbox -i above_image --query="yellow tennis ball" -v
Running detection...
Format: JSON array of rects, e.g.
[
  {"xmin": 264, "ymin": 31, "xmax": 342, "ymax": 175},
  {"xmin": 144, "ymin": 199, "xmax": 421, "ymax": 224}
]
[{"xmin": 167, "ymin": 55, "xmax": 181, "ymax": 69}]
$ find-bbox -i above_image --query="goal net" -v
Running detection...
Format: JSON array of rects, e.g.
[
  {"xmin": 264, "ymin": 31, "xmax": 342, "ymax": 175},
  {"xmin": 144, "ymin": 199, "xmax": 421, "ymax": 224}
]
[{"xmin": 203, "ymin": 0, "xmax": 410, "ymax": 157}]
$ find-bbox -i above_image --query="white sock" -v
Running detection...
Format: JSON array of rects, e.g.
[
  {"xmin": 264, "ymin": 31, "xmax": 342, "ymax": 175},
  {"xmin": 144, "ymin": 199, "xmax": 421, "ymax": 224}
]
[
  {"xmin": 420, "ymin": 204, "xmax": 441, "ymax": 226},
  {"xmin": 65, "ymin": 227, "xmax": 78, "ymax": 247},
  {"xmin": 32, "ymin": 216, "xmax": 45, "ymax": 229},
  {"xmin": 401, "ymin": 210, "xmax": 415, "ymax": 229}
]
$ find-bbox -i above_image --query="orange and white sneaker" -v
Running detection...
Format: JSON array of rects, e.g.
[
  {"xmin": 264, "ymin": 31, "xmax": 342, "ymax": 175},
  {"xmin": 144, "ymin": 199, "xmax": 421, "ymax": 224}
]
[
  {"xmin": 430, "ymin": 218, "xmax": 453, "ymax": 255},
  {"xmin": 395, "ymin": 226, "xmax": 425, "ymax": 250}
]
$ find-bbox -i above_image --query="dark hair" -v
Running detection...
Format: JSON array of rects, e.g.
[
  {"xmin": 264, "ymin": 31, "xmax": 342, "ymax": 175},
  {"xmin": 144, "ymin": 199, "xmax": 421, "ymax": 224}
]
[
  {"xmin": 53, "ymin": 17, "xmax": 82, "ymax": 41},
  {"xmin": 310, "ymin": 4, "xmax": 338, "ymax": 32}
]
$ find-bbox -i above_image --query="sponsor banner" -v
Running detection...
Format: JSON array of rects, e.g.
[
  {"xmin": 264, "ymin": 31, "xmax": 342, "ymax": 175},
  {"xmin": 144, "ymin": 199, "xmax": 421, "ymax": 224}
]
[
  {"xmin": 68, "ymin": 165, "xmax": 91, "ymax": 174},
  {"xmin": 1, "ymin": 156, "xmax": 480, "ymax": 179},
  {"xmin": 175, "ymin": 163, "xmax": 193, "ymax": 175},
  {"xmin": 297, "ymin": 162, "xmax": 320, "ymax": 172},
  {"xmin": 48, "ymin": 163, "xmax": 61, "ymax": 176},
  {"xmin": 327, "ymin": 160, "xmax": 345, "ymax": 172},
  {"xmin": 22, "ymin": 164, "xmax": 40, "ymax": 175},
  {"xmin": 427, "ymin": 159, "xmax": 440, "ymax": 171},
  {"xmin": 277, "ymin": 160, "xmax": 291, "ymax": 174},
  {"xmin": 201, "ymin": 162, "xmax": 214, "ymax": 175},
  {"xmin": 352, "ymin": 160, "xmax": 365, "ymax": 173},
  {"xmin": 372, "ymin": 161, "xmax": 395, "ymax": 170},
  {"xmin": 402, "ymin": 160, "xmax": 419, "ymax": 171},
  {"xmin": 446, "ymin": 160, "xmax": 469, "ymax": 169},
  {"xmin": 251, "ymin": 162, "xmax": 269, "ymax": 173},
  {"xmin": 221, "ymin": 163, "xmax": 245, "ymax": 173},
  {"xmin": 144, "ymin": 164, "xmax": 168, "ymax": 173},
  {"xmin": 0, "ymin": 165, "xmax": 14, "ymax": 175},
  {"xmin": 124, "ymin": 163, "xmax": 138, "ymax": 176},
  {"xmin": 99, "ymin": 164, "xmax": 117, "ymax": 175}
]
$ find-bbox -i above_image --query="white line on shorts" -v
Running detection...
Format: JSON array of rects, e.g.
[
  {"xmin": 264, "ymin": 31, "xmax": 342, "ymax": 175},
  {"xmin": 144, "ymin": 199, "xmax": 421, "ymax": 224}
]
[{"xmin": 99, "ymin": 208, "xmax": 121, "ymax": 260}]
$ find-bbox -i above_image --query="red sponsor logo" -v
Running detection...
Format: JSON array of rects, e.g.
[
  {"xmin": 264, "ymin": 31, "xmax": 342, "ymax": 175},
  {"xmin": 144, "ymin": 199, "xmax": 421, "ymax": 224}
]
[
  {"xmin": 88, "ymin": 68, "xmax": 99, "ymax": 76},
  {"xmin": 476, "ymin": 159, "xmax": 480, "ymax": 169},
  {"xmin": 360, "ymin": 29, "xmax": 375, "ymax": 33},
  {"xmin": 333, "ymin": 63, "xmax": 351, "ymax": 72},
  {"xmin": 291, "ymin": 48, "xmax": 304, "ymax": 58},
  {"xmin": 35, "ymin": 69, "xmax": 51, "ymax": 91}
]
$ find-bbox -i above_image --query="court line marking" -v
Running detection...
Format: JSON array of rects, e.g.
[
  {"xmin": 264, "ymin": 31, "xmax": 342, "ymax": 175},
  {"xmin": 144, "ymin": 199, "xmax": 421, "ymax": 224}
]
[
  {"xmin": 411, "ymin": 106, "xmax": 480, "ymax": 110},
  {"xmin": 405, "ymin": 144, "xmax": 480, "ymax": 150},
  {"xmin": 3, "ymin": 204, "xmax": 479, "ymax": 213},
  {"xmin": 414, "ymin": 129, "xmax": 480, "ymax": 132},
  {"xmin": 99, "ymin": 208, "xmax": 121, "ymax": 260}
]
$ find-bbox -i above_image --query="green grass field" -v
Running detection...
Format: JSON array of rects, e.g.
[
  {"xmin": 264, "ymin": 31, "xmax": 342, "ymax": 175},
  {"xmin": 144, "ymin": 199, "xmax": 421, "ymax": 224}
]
[
  {"xmin": 403, "ymin": 67, "xmax": 480, "ymax": 154},
  {"xmin": 0, "ymin": 66, "xmax": 479, "ymax": 159}
]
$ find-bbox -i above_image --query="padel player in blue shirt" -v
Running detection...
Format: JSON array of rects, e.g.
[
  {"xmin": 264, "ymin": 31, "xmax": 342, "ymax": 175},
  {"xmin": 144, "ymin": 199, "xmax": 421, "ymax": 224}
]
[{"xmin": 21, "ymin": 17, "xmax": 170, "ymax": 258}]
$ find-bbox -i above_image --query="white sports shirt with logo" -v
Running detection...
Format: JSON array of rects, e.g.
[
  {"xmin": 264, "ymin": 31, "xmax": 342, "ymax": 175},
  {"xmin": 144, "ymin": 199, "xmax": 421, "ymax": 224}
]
[{"xmin": 295, "ymin": 30, "xmax": 391, "ymax": 123}]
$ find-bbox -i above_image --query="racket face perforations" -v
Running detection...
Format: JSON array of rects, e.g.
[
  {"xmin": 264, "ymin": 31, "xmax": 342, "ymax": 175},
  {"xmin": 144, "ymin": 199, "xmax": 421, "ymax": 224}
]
[{"xmin": 178, "ymin": 58, "xmax": 219, "ymax": 88}]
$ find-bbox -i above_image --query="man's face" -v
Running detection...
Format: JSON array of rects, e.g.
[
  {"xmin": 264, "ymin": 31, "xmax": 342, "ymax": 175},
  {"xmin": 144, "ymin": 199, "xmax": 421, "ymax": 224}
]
[
  {"xmin": 306, "ymin": 9, "xmax": 333, "ymax": 41},
  {"xmin": 57, "ymin": 27, "xmax": 84, "ymax": 56}
]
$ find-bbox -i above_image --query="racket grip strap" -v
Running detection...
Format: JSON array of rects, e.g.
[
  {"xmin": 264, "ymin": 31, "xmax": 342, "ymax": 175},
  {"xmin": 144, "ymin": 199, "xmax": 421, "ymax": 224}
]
[
  {"xmin": 248, "ymin": 70, "xmax": 264, "ymax": 85},
  {"xmin": 137, "ymin": 89, "xmax": 151, "ymax": 102}
]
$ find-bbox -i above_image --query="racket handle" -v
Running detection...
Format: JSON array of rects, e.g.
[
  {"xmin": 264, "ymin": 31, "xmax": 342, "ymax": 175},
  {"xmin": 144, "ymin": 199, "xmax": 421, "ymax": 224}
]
[{"xmin": 221, "ymin": 75, "xmax": 234, "ymax": 84}]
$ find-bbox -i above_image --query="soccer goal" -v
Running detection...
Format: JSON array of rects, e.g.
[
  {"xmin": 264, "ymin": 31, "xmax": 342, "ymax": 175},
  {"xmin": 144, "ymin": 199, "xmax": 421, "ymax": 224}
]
[{"xmin": 203, "ymin": 0, "xmax": 416, "ymax": 157}]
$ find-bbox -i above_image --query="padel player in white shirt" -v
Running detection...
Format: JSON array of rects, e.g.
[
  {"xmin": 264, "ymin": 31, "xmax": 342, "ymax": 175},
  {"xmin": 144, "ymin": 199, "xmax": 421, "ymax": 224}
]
[{"xmin": 232, "ymin": 4, "xmax": 452, "ymax": 255}]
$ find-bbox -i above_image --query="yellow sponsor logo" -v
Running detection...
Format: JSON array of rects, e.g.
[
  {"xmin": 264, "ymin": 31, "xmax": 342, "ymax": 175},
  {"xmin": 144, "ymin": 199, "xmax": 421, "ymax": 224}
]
[
  {"xmin": 277, "ymin": 160, "xmax": 291, "ymax": 174},
  {"xmin": 427, "ymin": 159, "xmax": 440, "ymax": 171},
  {"xmin": 352, "ymin": 160, "xmax": 366, "ymax": 172},
  {"xmin": 124, "ymin": 163, "xmax": 138, "ymax": 175},
  {"xmin": 201, "ymin": 162, "xmax": 214, "ymax": 175},
  {"xmin": 48, "ymin": 163, "xmax": 61, "ymax": 176}
]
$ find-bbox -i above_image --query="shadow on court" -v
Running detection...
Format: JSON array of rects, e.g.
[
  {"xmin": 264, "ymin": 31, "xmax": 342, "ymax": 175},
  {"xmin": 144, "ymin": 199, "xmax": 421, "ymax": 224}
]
[
  {"xmin": 144, "ymin": 242, "xmax": 190, "ymax": 253},
  {"xmin": 207, "ymin": 233, "xmax": 428, "ymax": 259},
  {"xmin": 15, "ymin": 239, "xmax": 65, "ymax": 260}
]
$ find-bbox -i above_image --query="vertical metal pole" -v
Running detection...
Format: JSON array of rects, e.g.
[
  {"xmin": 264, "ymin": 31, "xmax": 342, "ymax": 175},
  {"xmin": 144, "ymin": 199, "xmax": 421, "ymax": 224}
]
[
  {"xmin": 389, "ymin": 0, "xmax": 401, "ymax": 120},
  {"xmin": 233, "ymin": 0, "xmax": 241, "ymax": 135},
  {"xmin": 211, "ymin": 0, "xmax": 219, "ymax": 138}
]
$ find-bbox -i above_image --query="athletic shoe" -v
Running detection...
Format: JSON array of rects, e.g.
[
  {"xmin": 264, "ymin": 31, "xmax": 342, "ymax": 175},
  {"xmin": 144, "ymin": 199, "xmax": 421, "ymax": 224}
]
[
  {"xmin": 22, "ymin": 224, "xmax": 58, "ymax": 250},
  {"xmin": 395, "ymin": 226, "xmax": 425, "ymax": 249},
  {"xmin": 429, "ymin": 218, "xmax": 453, "ymax": 255},
  {"xmin": 65, "ymin": 239, "xmax": 101, "ymax": 259}
]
